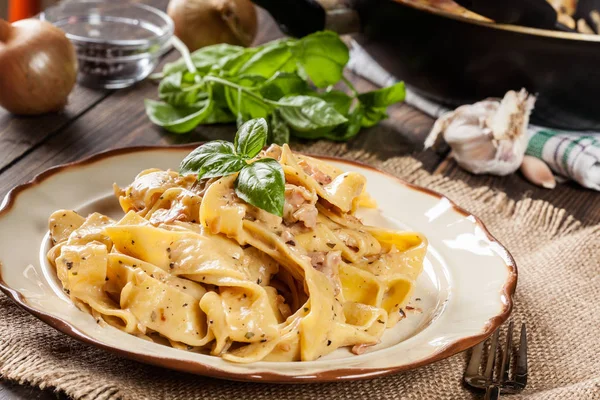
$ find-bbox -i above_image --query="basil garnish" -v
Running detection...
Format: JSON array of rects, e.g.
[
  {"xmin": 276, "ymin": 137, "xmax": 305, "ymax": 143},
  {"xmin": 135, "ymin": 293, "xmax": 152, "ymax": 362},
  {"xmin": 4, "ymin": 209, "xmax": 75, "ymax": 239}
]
[
  {"xmin": 179, "ymin": 118, "xmax": 285, "ymax": 216},
  {"xmin": 234, "ymin": 118, "xmax": 268, "ymax": 158},
  {"xmin": 235, "ymin": 158, "xmax": 285, "ymax": 217},
  {"xmin": 179, "ymin": 141, "xmax": 242, "ymax": 179}
]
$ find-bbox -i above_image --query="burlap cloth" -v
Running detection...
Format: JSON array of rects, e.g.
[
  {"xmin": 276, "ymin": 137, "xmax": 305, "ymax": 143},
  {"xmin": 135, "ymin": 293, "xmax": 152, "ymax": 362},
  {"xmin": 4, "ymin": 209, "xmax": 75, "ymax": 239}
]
[{"xmin": 1, "ymin": 141, "xmax": 599, "ymax": 400}]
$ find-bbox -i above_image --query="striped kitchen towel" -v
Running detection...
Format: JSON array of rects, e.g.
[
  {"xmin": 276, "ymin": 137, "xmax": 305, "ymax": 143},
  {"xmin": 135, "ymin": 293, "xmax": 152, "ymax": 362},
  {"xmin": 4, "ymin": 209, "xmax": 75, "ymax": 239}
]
[
  {"xmin": 526, "ymin": 128, "xmax": 600, "ymax": 190},
  {"xmin": 347, "ymin": 40, "xmax": 600, "ymax": 191}
]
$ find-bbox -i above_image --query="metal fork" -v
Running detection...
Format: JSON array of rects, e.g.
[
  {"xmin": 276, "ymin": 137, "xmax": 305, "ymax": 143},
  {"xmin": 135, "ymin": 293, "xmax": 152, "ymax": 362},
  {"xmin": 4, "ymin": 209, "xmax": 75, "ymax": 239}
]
[{"xmin": 464, "ymin": 322, "xmax": 528, "ymax": 399}]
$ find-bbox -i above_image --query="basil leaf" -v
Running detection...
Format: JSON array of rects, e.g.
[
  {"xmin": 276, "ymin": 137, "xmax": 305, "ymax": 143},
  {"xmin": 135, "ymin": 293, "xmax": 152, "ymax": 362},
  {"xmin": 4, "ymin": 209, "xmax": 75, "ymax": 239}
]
[
  {"xmin": 235, "ymin": 118, "xmax": 268, "ymax": 158},
  {"xmin": 179, "ymin": 141, "xmax": 244, "ymax": 179},
  {"xmin": 163, "ymin": 44, "xmax": 245, "ymax": 76},
  {"xmin": 277, "ymin": 95, "xmax": 347, "ymax": 132},
  {"xmin": 324, "ymin": 106, "xmax": 364, "ymax": 141},
  {"xmin": 209, "ymin": 81, "xmax": 230, "ymax": 109},
  {"xmin": 315, "ymin": 90, "xmax": 353, "ymax": 115},
  {"xmin": 180, "ymin": 140, "xmax": 235, "ymax": 174},
  {"xmin": 361, "ymin": 106, "xmax": 388, "ymax": 128},
  {"xmin": 225, "ymin": 86, "xmax": 272, "ymax": 121},
  {"xmin": 158, "ymin": 72, "xmax": 184, "ymax": 102},
  {"xmin": 181, "ymin": 71, "xmax": 199, "ymax": 84},
  {"xmin": 196, "ymin": 153, "xmax": 246, "ymax": 179},
  {"xmin": 257, "ymin": 37, "xmax": 297, "ymax": 49},
  {"xmin": 224, "ymin": 75, "xmax": 269, "ymax": 121},
  {"xmin": 295, "ymin": 63, "xmax": 309, "ymax": 82},
  {"xmin": 217, "ymin": 48, "xmax": 259, "ymax": 74},
  {"xmin": 269, "ymin": 112, "xmax": 290, "ymax": 145},
  {"xmin": 144, "ymin": 99, "xmax": 212, "ymax": 134},
  {"xmin": 235, "ymin": 158, "xmax": 285, "ymax": 217},
  {"xmin": 218, "ymin": 39, "xmax": 295, "ymax": 76},
  {"xmin": 203, "ymin": 107, "xmax": 236, "ymax": 124},
  {"xmin": 237, "ymin": 42, "xmax": 296, "ymax": 78},
  {"xmin": 257, "ymin": 37, "xmax": 296, "ymax": 49},
  {"xmin": 358, "ymin": 82, "xmax": 406, "ymax": 108},
  {"xmin": 260, "ymin": 72, "xmax": 309, "ymax": 101},
  {"xmin": 235, "ymin": 74, "xmax": 268, "ymax": 88},
  {"xmin": 159, "ymin": 72, "xmax": 206, "ymax": 107},
  {"xmin": 291, "ymin": 31, "xmax": 349, "ymax": 88}
]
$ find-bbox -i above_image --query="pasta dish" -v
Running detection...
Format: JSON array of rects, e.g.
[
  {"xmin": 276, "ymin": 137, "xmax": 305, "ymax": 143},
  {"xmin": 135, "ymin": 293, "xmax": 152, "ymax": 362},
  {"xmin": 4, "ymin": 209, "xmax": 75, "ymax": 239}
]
[{"xmin": 47, "ymin": 137, "xmax": 427, "ymax": 362}]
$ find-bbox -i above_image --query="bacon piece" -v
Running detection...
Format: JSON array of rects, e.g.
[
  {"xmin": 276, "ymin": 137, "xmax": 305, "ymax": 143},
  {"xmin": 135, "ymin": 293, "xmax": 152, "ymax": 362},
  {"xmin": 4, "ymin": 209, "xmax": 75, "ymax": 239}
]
[
  {"xmin": 283, "ymin": 184, "xmax": 318, "ymax": 228},
  {"xmin": 336, "ymin": 231, "xmax": 359, "ymax": 250},
  {"xmin": 298, "ymin": 159, "xmax": 332, "ymax": 185},
  {"xmin": 310, "ymin": 251, "xmax": 342, "ymax": 295},
  {"xmin": 293, "ymin": 205, "xmax": 318, "ymax": 229}
]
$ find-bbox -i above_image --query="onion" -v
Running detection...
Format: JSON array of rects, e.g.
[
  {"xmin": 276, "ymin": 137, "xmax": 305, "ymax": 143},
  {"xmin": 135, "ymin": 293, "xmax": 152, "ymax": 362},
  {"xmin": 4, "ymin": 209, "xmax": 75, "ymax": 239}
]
[
  {"xmin": 167, "ymin": 0, "xmax": 258, "ymax": 52},
  {"xmin": 0, "ymin": 18, "xmax": 77, "ymax": 115}
]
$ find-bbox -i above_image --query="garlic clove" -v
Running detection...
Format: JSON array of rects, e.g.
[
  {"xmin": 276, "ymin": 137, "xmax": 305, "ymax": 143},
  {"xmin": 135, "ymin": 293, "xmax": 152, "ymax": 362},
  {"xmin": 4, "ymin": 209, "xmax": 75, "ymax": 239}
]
[{"xmin": 520, "ymin": 155, "xmax": 556, "ymax": 189}]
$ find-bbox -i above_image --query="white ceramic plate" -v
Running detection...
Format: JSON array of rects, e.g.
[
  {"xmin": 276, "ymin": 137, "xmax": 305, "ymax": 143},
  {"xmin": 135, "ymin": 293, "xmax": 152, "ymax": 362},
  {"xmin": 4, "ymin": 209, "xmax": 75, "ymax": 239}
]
[{"xmin": 0, "ymin": 146, "xmax": 516, "ymax": 382}]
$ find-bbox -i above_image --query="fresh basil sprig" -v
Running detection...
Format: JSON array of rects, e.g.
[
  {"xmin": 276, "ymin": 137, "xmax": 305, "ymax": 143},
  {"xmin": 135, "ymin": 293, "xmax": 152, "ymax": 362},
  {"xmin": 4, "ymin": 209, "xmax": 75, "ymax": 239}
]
[
  {"xmin": 146, "ymin": 31, "xmax": 406, "ymax": 142},
  {"xmin": 179, "ymin": 118, "xmax": 285, "ymax": 216}
]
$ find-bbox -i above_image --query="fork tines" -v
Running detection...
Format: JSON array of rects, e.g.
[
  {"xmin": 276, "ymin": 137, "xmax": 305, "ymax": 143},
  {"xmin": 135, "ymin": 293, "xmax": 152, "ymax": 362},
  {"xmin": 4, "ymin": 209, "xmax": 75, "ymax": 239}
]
[{"xmin": 464, "ymin": 322, "xmax": 528, "ymax": 395}]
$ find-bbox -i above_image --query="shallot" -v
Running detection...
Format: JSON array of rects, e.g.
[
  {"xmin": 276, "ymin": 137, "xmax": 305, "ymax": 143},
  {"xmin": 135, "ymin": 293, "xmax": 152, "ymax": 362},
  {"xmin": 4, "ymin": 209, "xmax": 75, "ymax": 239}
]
[
  {"xmin": 0, "ymin": 18, "xmax": 77, "ymax": 115},
  {"xmin": 167, "ymin": 0, "xmax": 258, "ymax": 52}
]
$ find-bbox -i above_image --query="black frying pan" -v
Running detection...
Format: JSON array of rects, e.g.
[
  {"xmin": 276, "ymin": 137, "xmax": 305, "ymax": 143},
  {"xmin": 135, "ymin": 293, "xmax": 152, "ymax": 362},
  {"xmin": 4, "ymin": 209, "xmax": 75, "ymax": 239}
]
[{"xmin": 253, "ymin": 0, "xmax": 600, "ymax": 130}]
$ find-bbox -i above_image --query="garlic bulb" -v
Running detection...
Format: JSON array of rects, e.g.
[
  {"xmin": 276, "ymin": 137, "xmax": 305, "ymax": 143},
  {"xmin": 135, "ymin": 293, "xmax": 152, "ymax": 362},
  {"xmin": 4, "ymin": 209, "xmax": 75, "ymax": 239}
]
[{"xmin": 425, "ymin": 89, "xmax": 536, "ymax": 176}]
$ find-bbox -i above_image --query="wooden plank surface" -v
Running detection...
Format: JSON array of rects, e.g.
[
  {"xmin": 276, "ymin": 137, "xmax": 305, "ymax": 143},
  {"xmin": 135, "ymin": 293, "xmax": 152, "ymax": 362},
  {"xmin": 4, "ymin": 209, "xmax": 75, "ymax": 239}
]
[{"xmin": 0, "ymin": 88, "xmax": 110, "ymax": 172}]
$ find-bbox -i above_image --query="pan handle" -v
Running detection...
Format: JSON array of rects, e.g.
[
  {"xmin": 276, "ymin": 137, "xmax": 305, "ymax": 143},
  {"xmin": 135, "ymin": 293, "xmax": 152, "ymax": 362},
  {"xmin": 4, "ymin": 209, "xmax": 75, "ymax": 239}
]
[{"xmin": 252, "ymin": 0, "xmax": 361, "ymax": 37}]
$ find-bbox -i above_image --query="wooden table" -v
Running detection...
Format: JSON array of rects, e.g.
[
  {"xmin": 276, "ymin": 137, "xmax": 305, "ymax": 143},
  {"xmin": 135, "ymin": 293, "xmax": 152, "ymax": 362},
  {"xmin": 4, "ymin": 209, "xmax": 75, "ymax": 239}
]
[{"xmin": 1, "ymin": 4, "xmax": 599, "ymax": 400}]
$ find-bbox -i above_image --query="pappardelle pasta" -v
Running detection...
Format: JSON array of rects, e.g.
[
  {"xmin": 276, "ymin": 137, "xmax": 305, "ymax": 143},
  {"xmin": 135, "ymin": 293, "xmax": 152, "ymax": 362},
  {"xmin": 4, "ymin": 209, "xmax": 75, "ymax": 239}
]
[{"xmin": 47, "ymin": 142, "xmax": 427, "ymax": 363}]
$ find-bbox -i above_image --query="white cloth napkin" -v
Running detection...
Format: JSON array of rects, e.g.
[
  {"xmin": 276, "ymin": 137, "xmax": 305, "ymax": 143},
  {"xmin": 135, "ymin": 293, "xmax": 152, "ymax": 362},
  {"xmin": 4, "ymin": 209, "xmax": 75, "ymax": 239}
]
[{"xmin": 347, "ymin": 40, "xmax": 600, "ymax": 191}]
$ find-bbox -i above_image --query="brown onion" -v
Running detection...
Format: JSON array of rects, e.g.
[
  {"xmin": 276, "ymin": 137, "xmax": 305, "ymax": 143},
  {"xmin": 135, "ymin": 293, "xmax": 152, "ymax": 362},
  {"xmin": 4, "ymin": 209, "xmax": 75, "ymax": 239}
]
[
  {"xmin": 0, "ymin": 18, "xmax": 77, "ymax": 115},
  {"xmin": 167, "ymin": 0, "xmax": 258, "ymax": 52}
]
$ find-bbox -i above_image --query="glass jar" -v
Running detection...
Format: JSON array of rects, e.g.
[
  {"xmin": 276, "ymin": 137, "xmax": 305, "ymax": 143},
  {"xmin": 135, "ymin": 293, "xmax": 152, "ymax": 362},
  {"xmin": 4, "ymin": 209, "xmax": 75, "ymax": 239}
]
[{"xmin": 42, "ymin": 1, "xmax": 173, "ymax": 89}]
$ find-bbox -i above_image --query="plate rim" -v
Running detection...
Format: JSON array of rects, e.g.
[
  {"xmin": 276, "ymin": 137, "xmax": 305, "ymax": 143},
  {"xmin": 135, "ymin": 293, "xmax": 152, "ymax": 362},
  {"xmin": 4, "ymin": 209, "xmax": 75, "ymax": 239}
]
[{"xmin": 0, "ymin": 144, "xmax": 517, "ymax": 383}]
